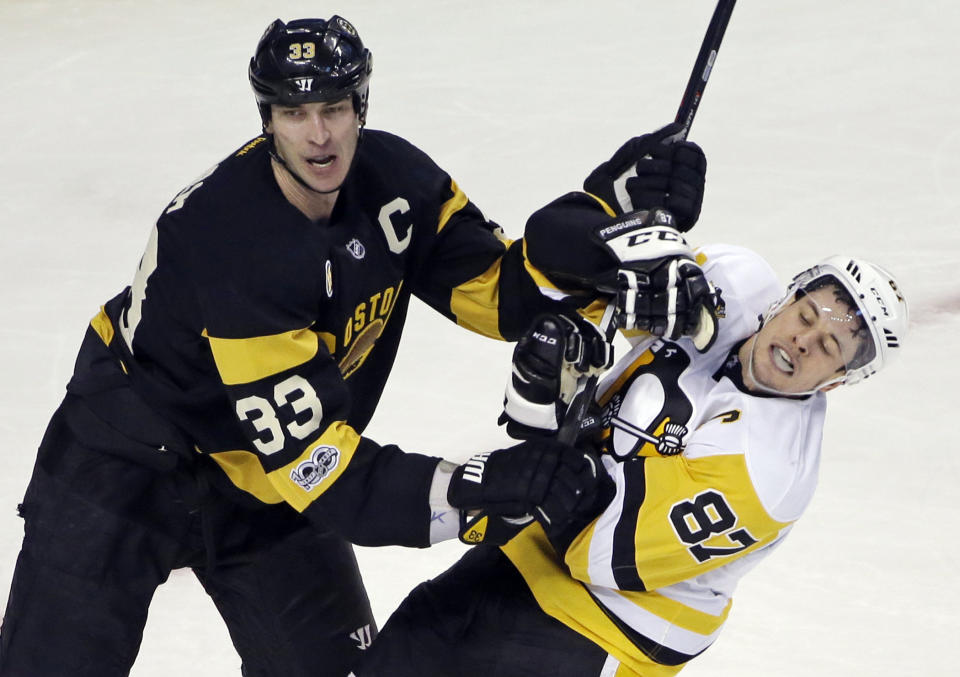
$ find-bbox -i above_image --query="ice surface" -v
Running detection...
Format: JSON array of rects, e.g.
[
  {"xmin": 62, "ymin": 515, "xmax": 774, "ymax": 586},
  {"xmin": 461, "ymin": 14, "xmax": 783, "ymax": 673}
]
[{"xmin": 0, "ymin": 1, "xmax": 957, "ymax": 674}]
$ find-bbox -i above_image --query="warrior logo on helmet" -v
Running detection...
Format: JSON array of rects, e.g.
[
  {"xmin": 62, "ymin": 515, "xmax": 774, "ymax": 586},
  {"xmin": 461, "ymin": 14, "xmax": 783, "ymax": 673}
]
[{"xmin": 294, "ymin": 78, "xmax": 315, "ymax": 93}]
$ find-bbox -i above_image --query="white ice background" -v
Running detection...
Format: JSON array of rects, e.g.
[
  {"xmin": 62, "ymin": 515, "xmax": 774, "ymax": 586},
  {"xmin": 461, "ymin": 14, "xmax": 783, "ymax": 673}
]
[{"xmin": 1, "ymin": 1, "xmax": 958, "ymax": 674}]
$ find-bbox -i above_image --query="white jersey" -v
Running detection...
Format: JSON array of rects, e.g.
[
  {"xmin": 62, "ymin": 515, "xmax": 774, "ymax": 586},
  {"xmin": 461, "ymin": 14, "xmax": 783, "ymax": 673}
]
[{"xmin": 502, "ymin": 244, "xmax": 827, "ymax": 675}]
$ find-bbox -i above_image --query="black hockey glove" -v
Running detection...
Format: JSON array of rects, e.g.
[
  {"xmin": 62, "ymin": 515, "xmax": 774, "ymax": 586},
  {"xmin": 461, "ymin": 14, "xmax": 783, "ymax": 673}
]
[
  {"xmin": 499, "ymin": 314, "xmax": 613, "ymax": 440},
  {"xmin": 448, "ymin": 440, "xmax": 603, "ymax": 546},
  {"xmin": 583, "ymin": 122, "xmax": 706, "ymax": 231},
  {"xmin": 543, "ymin": 453, "xmax": 617, "ymax": 556},
  {"xmin": 594, "ymin": 209, "xmax": 722, "ymax": 352}
]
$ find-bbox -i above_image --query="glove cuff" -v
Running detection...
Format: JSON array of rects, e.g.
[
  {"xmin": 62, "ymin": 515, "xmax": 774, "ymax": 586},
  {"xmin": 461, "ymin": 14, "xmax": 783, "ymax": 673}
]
[
  {"xmin": 428, "ymin": 460, "xmax": 460, "ymax": 544},
  {"xmin": 690, "ymin": 304, "xmax": 719, "ymax": 353},
  {"xmin": 503, "ymin": 377, "xmax": 561, "ymax": 432}
]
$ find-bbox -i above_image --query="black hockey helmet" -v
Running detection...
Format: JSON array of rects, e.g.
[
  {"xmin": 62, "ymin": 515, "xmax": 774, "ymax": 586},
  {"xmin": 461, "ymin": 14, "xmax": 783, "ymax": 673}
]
[{"xmin": 249, "ymin": 16, "xmax": 373, "ymax": 127}]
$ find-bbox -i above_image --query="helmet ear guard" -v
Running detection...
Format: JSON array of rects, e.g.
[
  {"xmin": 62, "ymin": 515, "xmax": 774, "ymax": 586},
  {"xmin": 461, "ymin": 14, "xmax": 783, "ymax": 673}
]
[{"xmin": 248, "ymin": 15, "xmax": 373, "ymax": 127}]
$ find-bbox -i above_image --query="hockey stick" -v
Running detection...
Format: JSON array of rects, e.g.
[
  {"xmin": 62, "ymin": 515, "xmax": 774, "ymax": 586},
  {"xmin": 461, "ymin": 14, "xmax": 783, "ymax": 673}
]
[
  {"xmin": 673, "ymin": 0, "xmax": 737, "ymax": 141},
  {"xmin": 556, "ymin": 0, "xmax": 738, "ymax": 444},
  {"xmin": 556, "ymin": 304, "xmax": 618, "ymax": 444}
]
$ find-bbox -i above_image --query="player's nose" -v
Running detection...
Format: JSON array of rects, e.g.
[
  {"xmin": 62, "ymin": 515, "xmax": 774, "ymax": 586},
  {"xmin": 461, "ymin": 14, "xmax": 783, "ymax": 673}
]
[
  {"xmin": 306, "ymin": 113, "xmax": 331, "ymax": 144},
  {"xmin": 793, "ymin": 330, "xmax": 813, "ymax": 355}
]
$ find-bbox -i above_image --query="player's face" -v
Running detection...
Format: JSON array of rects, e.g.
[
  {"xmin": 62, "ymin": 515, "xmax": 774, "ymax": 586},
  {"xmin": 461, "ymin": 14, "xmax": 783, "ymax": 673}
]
[
  {"xmin": 267, "ymin": 98, "xmax": 359, "ymax": 194},
  {"xmin": 742, "ymin": 286, "xmax": 865, "ymax": 394}
]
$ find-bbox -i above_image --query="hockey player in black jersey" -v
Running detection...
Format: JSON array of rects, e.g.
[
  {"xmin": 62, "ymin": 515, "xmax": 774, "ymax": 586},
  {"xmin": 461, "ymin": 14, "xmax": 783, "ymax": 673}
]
[{"xmin": 0, "ymin": 15, "xmax": 713, "ymax": 677}]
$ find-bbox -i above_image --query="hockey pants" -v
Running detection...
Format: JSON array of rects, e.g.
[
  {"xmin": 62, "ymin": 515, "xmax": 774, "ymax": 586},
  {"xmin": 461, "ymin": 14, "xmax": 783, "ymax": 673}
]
[
  {"xmin": 0, "ymin": 401, "xmax": 377, "ymax": 677},
  {"xmin": 352, "ymin": 545, "xmax": 627, "ymax": 677}
]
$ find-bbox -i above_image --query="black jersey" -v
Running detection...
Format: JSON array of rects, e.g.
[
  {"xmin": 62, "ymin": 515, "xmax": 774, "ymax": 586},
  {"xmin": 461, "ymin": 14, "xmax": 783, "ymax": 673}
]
[{"xmin": 70, "ymin": 130, "xmax": 562, "ymax": 546}]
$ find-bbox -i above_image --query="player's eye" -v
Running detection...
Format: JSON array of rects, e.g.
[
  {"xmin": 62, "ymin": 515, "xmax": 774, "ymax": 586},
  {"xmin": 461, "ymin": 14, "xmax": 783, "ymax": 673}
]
[{"xmin": 822, "ymin": 336, "xmax": 841, "ymax": 360}]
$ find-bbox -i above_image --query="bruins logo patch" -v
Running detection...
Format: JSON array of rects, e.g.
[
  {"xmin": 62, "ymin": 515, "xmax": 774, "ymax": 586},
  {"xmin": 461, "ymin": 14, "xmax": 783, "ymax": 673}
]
[{"xmin": 339, "ymin": 319, "xmax": 383, "ymax": 378}]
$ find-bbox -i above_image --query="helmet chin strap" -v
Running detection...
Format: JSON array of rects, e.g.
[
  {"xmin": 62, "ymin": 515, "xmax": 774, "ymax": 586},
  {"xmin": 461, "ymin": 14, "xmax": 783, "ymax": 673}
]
[
  {"xmin": 743, "ymin": 334, "xmax": 774, "ymax": 395},
  {"xmin": 266, "ymin": 129, "xmax": 363, "ymax": 197},
  {"xmin": 268, "ymin": 146, "xmax": 343, "ymax": 196}
]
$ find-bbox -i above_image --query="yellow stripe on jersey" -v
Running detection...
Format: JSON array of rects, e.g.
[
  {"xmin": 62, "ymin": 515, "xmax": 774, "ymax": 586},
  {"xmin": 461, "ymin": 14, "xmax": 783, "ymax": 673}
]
[
  {"xmin": 90, "ymin": 306, "xmax": 115, "ymax": 346},
  {"xmin": 617, "ymin": 588, "xmax": 732, "ymax": 637},
  {"xmin": 437, "ymin": 179, "xmax": 470, "ymax": 233},
  {"xmin": 208, "ymin": 450, "xmax": 285, "ymax": 504},
  {"xmin": 450, "ymin": 257, "xmax": 505, "ymax": 340},
  {"xmin": 563, "ymin": 511, "xmax": 733, "ymax": 638},
  {"xmin": 563, "ymin": 508, "xmax": 600, "ymax": 577},
  {"xmin": 620, "ymin": 327, "xmax": 656, "ymax": 340},
  {"xmin": 568, "ymin": 454, "xmax": 789, "ymax": 593},
  {"xmin": 576, "ymin": 299, "xmax": 611, "ymax": 327},
  {"xmin": 317, "ymin": 330, "xmax": 336, "ymax": 356},
  {"xmin": 205, "ymin": 326, "xmax": 320, "ymax": 386},
  {"xmin": 613, "ymin": 663, "xmax": 646, "ymax": 677},
  {"xmin": 597, "ymin": 350, "xmax": 656, "ymax": 407},
  {"xmin": 583, "ymin": 192, "xmax": 619, "ymax": 217},
  {"xmin": 502, "ymin": 525, "xmax": 685, "ymax": 677},
  {"xmin": 521, "ymin": 239, "xmax": 564, "ymax": 296},
  {"xmin": 267, "ymin": 421, "xmax": 361, "ymax": 512}
]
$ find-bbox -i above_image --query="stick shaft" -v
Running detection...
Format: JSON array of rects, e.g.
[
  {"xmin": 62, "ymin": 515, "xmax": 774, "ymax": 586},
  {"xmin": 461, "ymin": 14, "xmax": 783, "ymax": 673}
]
[
  {"xmin": 558, "ymin": 2, "xmax": 739, "ymax": 443},
  {"xmin": 674, "ymin": 0, "xmax": 737, "ymax": 141},
  {"xmin": 556, "ymin": 304, "xmax": 619, "ymax": 444}
]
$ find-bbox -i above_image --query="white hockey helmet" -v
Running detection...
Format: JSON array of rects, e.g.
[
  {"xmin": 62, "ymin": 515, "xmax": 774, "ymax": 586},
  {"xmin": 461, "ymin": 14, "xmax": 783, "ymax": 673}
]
[{"xmin": 763, "ymin": 255, "xmax": 909, "ymax": 388}]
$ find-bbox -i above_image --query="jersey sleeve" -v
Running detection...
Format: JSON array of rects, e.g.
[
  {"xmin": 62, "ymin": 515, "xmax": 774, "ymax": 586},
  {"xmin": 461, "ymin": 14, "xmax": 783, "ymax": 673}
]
[
  {"xmin": 202, "ymin": 313, "xmax": 441, "ymax": 546},
  {"xmin": 522, "ymin": 191, "xmax": 620, "ymax": 292},
  {"xmin": 563, "ymin": 446, "xmax": 792, "ymax": 592},
  {"xmin": 399, "ymin": 176, "xmax": 568, "ymax": 340},
  {"xmin": 521, "ymin": 190, "xmax": 659, "ymax": 330}
]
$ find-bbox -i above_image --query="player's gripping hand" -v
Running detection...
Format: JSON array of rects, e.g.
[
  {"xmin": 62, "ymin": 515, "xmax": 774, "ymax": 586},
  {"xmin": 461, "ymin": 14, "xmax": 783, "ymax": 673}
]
[
  {"xmin": 594, "ymin": 209, "xmax": 722, "ymax": 352},
  {"xmin": 447, "ymin": 440, "xmax": 603, "ymax": 546},
  {"xmin": 499, "ymin": 314, "xmax": 613, "ymax": 440},
  {"xmin": 583, "ymin": 122, "xmax": 706, "ymax": 231}
]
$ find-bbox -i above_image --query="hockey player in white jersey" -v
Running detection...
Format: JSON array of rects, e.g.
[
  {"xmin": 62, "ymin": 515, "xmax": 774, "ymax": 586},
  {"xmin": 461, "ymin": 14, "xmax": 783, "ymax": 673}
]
[{"xmin": 351, "ymin": 204, "xmax": 909, "ymax": 677}]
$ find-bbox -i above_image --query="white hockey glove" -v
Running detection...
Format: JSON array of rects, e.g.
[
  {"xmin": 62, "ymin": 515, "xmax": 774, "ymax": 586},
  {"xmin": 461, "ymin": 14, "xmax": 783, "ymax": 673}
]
[
  {"xmin": 593, "ymin": 209, "xmax": 722, "ymax": 352},
  {"xmin": 499, "ymin": 314, "xmax": 613, "ymax": 440}
]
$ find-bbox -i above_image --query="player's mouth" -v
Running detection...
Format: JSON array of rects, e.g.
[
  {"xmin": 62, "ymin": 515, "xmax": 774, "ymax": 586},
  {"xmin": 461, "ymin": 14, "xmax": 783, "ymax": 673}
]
[
  {"xmin": 770, "ymin": 345, "xmax": 795, "ymax": 374},
  {"xmin": 306, "ymin": 154, "xmax": 336, "ymax": 169}
]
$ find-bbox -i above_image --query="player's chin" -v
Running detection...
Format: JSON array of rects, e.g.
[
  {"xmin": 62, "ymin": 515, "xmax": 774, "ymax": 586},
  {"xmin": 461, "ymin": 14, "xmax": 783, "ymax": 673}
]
[
  {"xmin": 754, "ymin": 361, "xmax": 790, "ymax": 393},
  {"xmin": 301, "ymin": 168, "xmax": 345, "ymax": 193},
  {"xmin": 770, "ymin": 373, "xmax": 820, "ymax": 395}
]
